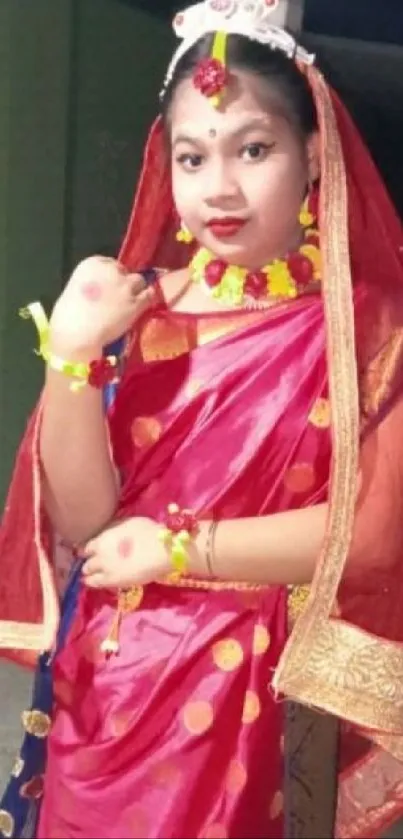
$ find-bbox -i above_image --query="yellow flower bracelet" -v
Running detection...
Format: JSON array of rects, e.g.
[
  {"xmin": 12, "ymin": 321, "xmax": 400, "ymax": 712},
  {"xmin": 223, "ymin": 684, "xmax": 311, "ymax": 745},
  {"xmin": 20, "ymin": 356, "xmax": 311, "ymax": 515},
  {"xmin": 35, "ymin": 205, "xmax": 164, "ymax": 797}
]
[
  {"xmin": 20, "ymin": 302, "xmax": 119, "ymax": 392},
  {"xmin": 159, "ymin": 504, "xmax": 200, "ymax": 579}
]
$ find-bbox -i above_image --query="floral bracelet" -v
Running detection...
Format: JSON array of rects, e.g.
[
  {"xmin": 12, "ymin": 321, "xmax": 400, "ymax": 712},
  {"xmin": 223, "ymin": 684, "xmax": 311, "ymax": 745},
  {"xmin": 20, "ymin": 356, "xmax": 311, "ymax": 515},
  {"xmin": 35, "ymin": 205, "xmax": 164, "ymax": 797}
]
[
  {"xmin": 159, "ymin": 504, "xmax": 200, "ymax": 579},
  {"xmin": 20, "ymin": 302, "xmax": 119, "ymax": 391}
]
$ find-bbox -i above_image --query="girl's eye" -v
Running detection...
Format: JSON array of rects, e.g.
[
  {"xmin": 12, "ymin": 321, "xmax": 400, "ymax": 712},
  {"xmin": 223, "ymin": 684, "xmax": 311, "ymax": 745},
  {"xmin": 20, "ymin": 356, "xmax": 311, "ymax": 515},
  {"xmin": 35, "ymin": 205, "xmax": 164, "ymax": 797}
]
[
  {"xmin": 241, "ymin": 142, "xmax": 273, "ymax": 162},
  {"xmin": 176, "ymin": 153, "xmax": 204, "ymax": 171}
]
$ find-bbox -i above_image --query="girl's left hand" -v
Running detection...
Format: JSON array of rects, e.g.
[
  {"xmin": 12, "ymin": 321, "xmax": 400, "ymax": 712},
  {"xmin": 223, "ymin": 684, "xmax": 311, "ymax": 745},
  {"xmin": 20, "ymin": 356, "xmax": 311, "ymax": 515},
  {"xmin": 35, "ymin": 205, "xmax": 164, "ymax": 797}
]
[{"xmin": 81, "ymin": 517, "xmax": 170, "ymax": 589}]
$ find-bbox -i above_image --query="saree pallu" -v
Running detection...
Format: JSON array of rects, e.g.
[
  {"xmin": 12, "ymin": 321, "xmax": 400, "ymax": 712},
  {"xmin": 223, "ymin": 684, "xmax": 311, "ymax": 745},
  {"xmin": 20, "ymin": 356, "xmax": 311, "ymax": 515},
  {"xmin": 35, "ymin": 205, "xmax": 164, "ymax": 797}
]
[{"xmin": 34, "ymin": 295, "xmax": 331, "ymax": 839}]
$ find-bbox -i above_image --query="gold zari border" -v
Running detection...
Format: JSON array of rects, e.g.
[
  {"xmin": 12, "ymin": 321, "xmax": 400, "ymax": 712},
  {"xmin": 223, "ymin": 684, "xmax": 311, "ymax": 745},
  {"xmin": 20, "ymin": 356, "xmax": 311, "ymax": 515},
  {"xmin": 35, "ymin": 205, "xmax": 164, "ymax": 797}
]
[
  {"xmin": 272, "ymin": 68, "xmax": 379, "ymax": 727},
  {"xmin": 159, "ymin": 575, "xmax": 262, "ymax": 592},
  {"xmin": 278, "ymin": 618, "xmax": 403, "ymax": 741},
  {"xmin": 273, "ymin": 68, "xmax": 403, "ymax": 742}
]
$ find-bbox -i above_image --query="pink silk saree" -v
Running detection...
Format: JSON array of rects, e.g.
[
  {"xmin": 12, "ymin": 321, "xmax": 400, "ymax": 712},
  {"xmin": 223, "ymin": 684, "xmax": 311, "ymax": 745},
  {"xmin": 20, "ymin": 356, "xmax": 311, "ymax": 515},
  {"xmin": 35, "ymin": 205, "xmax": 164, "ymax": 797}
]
[{"xmin": 37, "ymin": 294, "xmax": 330, "ymax": 838}]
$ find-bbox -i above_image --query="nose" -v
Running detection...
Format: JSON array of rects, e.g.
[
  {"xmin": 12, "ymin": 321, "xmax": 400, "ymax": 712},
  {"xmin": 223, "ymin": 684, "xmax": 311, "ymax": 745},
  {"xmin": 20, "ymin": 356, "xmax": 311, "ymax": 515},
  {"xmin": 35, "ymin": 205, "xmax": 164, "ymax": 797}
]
[{"xmin": 203, "ymin": 158, "xmax": 241, "ymax": 207}]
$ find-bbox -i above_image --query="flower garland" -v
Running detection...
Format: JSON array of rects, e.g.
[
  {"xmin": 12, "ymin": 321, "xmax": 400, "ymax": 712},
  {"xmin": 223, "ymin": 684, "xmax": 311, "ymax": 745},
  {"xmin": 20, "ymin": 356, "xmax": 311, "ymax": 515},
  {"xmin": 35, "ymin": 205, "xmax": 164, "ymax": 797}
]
[{"xmin": 190, "ymin": 226, "xmax": 321, "ymax": 307}]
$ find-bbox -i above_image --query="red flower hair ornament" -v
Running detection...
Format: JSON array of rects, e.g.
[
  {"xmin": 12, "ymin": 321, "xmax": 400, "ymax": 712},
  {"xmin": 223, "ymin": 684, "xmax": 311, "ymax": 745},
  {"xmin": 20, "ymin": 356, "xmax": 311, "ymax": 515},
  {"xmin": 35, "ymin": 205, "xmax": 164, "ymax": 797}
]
[{"xmin": 192, "ymin": 31, "xmax": 229, "ymax": 106}]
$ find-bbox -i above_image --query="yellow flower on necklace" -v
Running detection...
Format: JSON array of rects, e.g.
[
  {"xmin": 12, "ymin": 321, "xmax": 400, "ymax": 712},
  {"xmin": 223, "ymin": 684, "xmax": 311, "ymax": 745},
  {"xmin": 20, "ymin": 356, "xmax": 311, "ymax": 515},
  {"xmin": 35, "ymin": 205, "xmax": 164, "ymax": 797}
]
[
  {"xmin": 300, "ymin": 244, "xmax": 321, "ymax": 280},
  {"xmin": 265, "ymin": 261, "xmax": 298, "ymax": 298},
  {"xmin": 214, "ymin": 265, "xmax": 245, "ymax": 305},
  {"xmin": 191, "ymin": 247, "xmax": 212, "ymax": 282},
  {"xmin": 189, "ymin": 227, "xmax": 320, "ymax": 306}
]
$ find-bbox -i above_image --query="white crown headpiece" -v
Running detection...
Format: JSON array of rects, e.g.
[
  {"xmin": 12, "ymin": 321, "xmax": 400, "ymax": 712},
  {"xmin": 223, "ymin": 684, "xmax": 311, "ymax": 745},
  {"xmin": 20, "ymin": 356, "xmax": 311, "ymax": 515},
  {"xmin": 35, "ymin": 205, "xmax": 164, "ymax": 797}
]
[{"xmin": 161, "ymin": 0, "xmax": 315, "ymax": 100}]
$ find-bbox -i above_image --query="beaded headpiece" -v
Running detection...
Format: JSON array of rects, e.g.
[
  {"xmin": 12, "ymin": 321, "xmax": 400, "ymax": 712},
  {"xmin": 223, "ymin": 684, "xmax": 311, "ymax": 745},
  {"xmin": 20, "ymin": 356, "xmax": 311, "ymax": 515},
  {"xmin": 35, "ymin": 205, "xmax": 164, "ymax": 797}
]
[{"xmin": 160, "ymin": 0, "xmax": 315, "ymax": 107}]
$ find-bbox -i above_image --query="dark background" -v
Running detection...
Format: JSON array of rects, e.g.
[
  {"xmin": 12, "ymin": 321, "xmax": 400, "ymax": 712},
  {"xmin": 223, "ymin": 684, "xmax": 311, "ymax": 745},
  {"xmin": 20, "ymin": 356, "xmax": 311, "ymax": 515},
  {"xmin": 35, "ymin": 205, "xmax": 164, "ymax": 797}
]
[{"xmin": 118, "ymin": 0, "xmax": 403, "ymax": 45}]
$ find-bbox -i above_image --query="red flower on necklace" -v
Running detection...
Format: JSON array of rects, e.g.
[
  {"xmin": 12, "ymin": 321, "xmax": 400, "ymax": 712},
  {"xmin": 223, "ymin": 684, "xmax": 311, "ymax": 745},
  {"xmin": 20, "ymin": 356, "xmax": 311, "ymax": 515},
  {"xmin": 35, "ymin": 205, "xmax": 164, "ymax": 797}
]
[
  {"xmin": 244, "ymin": 271, "xmax": 267, "ymax": 299},
  {"xmin": 193, "ymin": 58, "xmax": 229, "ymax": 99},
  {"xmin": 205, "ymin": 258, "xmax": 227, "ymax": 287},
  {"xmin": 286, "ymin": 252, "xmax": 314, "ymax": 286}
]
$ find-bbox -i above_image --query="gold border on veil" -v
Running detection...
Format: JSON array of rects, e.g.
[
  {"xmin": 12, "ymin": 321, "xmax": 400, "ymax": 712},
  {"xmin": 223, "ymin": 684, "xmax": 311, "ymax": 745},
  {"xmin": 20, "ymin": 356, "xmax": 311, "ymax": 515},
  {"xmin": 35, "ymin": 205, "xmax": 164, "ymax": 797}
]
[{"xmin": 273, "ymin": 66, "xmax": 403, "ymax": 751}]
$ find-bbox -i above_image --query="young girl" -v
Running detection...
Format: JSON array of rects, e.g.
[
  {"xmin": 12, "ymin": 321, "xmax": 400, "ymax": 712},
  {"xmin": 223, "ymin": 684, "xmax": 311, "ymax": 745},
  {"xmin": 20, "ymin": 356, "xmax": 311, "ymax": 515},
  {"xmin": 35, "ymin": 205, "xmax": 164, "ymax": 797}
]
[{"xmin": 1, "ymin": 1, "xmax": 403, "ymax": 837}]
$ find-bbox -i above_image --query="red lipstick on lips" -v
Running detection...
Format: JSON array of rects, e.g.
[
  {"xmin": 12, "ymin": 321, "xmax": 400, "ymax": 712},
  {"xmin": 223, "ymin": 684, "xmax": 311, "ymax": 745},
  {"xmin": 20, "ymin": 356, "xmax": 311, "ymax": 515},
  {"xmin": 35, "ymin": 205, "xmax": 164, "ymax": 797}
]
[{"xmin": 206, "ymin": 217, "xmax": 247, "ymax": 238}]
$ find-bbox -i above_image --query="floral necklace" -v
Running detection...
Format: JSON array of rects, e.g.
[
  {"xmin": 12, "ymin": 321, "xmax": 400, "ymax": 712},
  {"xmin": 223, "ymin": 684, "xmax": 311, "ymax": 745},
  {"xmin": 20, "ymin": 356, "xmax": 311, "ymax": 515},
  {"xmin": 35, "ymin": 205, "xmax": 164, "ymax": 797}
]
[{"xmin": 189, "ymin": 226, "xmax": 321, "ymax": 308}]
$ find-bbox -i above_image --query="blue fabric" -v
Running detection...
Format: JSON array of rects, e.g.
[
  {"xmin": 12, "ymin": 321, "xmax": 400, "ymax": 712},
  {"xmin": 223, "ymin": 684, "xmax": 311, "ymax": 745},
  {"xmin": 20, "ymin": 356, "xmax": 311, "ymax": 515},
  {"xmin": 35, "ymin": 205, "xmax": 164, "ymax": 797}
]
[{"xmin": 0, "ymin": 562, "xmax": 82, "ymax": 838}]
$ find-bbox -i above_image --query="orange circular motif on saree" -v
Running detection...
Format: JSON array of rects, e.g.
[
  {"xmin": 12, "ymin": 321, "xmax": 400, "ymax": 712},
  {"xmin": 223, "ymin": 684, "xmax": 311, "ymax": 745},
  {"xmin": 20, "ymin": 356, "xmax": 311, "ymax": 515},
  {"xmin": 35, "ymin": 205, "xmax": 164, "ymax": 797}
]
[
  {"xmin": 226, "ymin": 758, "xmax": 247, "ymax": 793},
  {"xmin": 183, "ymin": 700, "xmax": 214, "ymax": 735},
  {"xmin": 252, "ymin": 624, "xmax": 271, "ymax": 655},
  {"xmin": 212, "ymin": 638, "xmax": 244, "ymax": 671},
  {"xmin": 309, "ymin": 397, "xmax": 331, "ymax": 428},
  {"xmin": 150, "ymin": 759, "xmax": 182, "ymax": 786},
  {"xmin": 269, "ymin": 789, "xmax": 284, "ymax": 820},
  {"xmin": 242, "ymin": 690, "xmax": 261, "ymax": 724},
  {"xmin": 131, "ymin": 416, "xmax": 162, "ymax": 449},
  {"xmin": 203, "ymin": 823, "xmax": 228, "ymax": 839},
  {"xmin": 110, "ymin": 710, "xmax": 133, "ymax": 738},
  {"xmin": 127, "ymin": 805, "xmax": 150, "ymax": 839},
  {"xmin": 284, "ymin": 462, "xmax": 315, "ymax": 494}
]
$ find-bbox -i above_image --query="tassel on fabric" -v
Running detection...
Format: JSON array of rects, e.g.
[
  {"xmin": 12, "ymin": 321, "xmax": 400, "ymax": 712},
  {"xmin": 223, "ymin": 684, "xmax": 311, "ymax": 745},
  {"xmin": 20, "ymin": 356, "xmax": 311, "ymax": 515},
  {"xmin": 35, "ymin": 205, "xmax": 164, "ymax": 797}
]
[{"xmin": 100, "ymin": 586, "xmax": 144, "ymax": 655}]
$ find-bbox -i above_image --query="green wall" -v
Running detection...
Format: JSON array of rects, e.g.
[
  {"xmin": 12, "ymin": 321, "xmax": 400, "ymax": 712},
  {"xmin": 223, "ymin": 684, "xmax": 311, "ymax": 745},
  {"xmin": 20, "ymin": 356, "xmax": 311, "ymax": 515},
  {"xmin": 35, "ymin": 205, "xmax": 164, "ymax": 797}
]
[
  {"xmin": 67, "ymin": 0, "xmax": 172, "ymax": 267},
  {"xmin": 0, "ymin": 0, "xmax": 73, "ymax": 503},
  {"xmin": 0, "ymin": 0, "xmax": 171, "ymax": 503}
]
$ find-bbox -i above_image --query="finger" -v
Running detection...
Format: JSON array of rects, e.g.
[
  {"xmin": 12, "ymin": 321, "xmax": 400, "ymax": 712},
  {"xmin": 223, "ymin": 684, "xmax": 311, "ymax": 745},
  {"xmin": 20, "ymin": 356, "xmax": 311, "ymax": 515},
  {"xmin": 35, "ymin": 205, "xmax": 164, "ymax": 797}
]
[
  {"xmin": 128, "ymin": 273, "xmax": 148, "ymax": 297},
  {"xmin": 135, "ymin": 286, "xmax": 157, "ymax": 311},
  {"xmin": 82, "ymin": 572, "xmax": 107, "ymax": 589},
  {"xmin": 126, "ymin": 287, "xmax": 157, "ymax": 325},
  {"xmin": 82, "ymin": 557, "xmax": 103, "ymax": 576},
  {"xmin": 79, "ymin": 541, "xmax": 97, "ymax": 559}
]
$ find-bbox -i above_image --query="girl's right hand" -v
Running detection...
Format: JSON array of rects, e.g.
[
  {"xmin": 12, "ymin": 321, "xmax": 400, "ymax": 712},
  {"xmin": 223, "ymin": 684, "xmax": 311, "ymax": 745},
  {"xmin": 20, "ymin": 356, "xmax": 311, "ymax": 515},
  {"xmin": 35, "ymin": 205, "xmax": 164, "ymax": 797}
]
[{"xmin": 49, "ymin": 256, "xmax": 155, "ymax": 355}]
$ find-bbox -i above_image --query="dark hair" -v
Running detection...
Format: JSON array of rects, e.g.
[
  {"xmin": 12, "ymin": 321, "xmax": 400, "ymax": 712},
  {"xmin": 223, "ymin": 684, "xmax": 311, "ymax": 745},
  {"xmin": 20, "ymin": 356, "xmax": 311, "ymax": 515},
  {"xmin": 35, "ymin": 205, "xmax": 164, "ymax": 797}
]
[{"xmin": 161, "ymin": 33, "xmax": 317, "ymax": 140}]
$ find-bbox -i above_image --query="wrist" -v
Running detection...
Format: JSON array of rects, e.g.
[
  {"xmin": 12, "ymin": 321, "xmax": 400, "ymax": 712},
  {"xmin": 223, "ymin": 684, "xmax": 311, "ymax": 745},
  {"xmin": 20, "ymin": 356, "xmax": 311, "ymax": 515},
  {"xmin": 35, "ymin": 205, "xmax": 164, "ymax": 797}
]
[{"xmin": 188, "ymin": 520, "xmax": 215, "ymax": 578}]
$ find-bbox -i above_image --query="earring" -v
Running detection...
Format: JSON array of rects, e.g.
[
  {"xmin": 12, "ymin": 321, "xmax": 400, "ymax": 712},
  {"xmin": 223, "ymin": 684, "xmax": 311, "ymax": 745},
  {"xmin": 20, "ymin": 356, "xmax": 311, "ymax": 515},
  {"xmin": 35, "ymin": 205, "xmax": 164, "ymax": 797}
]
[
  {"xmin": 176, "ymin": 221, "xmax": 194, "ymax": 244},
  {"xmin": 299, "ymin": 185, "xmax": 320, "ymax": 229},
  {"xmin": 298, "ymin": 193, "xmax": 315, "ymax": 229}
]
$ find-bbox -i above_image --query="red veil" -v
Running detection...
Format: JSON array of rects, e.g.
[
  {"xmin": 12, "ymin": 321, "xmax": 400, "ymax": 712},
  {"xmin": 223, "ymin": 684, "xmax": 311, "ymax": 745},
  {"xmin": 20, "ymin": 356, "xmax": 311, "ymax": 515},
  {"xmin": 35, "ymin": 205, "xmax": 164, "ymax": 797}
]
[{"xmin": 1, "ymin": 55, "xmax": 403, "ymax": 837}]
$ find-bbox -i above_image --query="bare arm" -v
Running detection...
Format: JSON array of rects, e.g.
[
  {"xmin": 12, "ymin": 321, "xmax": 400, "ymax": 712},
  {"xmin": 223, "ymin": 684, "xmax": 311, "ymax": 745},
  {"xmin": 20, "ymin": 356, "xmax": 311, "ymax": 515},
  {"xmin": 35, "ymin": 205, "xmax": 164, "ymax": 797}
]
[
  {"xmin": 189, "ymin": 504, "xmax": 328, "ymax": 586},
  {"xmin": 81, "ymin": 503, "xmax": 329, "ymax": 590},
  {"xmin": 39, "ymin": 257, "xmax": 154, "ymax": 545},
  {"xmin": 40, "ymin": 343, "xmax": 118, "ymax": 545},
  {"xmin": 186, "ymin": 471, "xmax": 366, "ymax": 587}
]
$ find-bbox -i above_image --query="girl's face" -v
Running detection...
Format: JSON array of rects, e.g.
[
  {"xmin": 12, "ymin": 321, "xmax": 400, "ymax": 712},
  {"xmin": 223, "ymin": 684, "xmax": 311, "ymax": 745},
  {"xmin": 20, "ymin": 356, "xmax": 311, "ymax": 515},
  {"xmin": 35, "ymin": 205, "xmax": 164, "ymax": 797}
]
[{"xmin": 170, "ymin": 69, "xmax": 319, "ymax": 269}]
